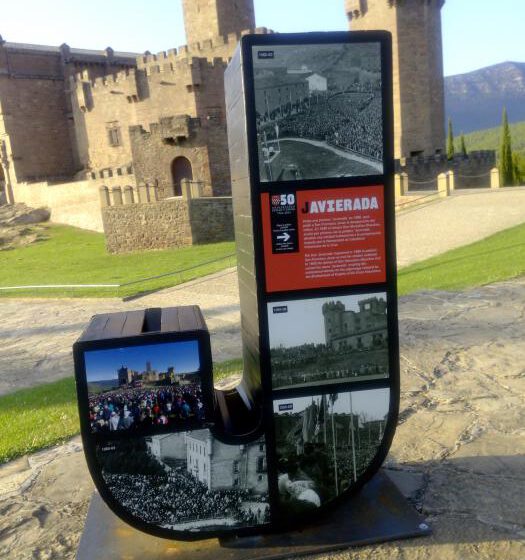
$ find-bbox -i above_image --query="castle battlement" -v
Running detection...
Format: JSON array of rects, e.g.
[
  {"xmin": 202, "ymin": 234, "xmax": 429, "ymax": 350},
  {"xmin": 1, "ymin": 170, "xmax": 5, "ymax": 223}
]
[{"xmin": 136, "ymin": 27, "xmax": 271, "ymax": 72}]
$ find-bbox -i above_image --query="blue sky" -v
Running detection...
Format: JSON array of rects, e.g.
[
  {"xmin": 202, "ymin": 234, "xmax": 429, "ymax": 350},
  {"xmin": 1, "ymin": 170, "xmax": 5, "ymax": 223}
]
[
  {"xmin": 1, "ymin": 1, "xmax": 523, "ymax": 76},
  {"xmin": 84, "ymin": 340, "xmax": 200, "ymax": 382}
]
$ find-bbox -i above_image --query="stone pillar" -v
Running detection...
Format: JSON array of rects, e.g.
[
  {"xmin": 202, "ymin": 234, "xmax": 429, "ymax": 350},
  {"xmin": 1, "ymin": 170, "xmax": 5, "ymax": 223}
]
[
  {"xmin": 111, "ymin": 186, "xmax": 123, "ymax": 206},
  {"xmin": 491, "ymin": 168, "xmax": 501, "ymax": 189},
  {"xmin": 448, "ymin": 170, "xmax": 455, "ymax": 192},
  {"xmin": 99, "ymin": 186, "xmax": 111, "ymax": 207},
  {"xmin": 138, "ymin": 183, "xmax": 149, "ymax": 203},
  {"xmin": 191, "ymin": 181, "xmax": 205, "ymax": 199},
  {"xmin": 147, "ymin": 183, "xmax": 159, "ymax": 202},
  {"xmin": 400, "ymin": 172, "xmax": 408, "ymax": 195},
  {"xmin": 437, "ymin": 173, "xmax": 449, "ymax": 197},
  {"xmin": 181, "ymin": 178, "xmax": 192, "ymax": 200},
  {"xmin": 394, "ymin": 174, "xmax": 402, "ymax": 199},
  {"xmin": 123, "ymin": 185, "xmax": 135, "ymax": 204}
]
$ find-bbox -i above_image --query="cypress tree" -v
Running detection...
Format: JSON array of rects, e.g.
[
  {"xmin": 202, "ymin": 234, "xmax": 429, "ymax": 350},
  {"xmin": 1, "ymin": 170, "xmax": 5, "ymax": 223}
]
[
  {"xmin": 460, "ymin": 133, "xmax": 467, "ymax": 157},
  {"xmin": 447, "ymin": 118, "xmax": 455, "ymax": 160},
  {"xmin": 499, "ymin": 107, "xmax": 514, "ymax": 186}
]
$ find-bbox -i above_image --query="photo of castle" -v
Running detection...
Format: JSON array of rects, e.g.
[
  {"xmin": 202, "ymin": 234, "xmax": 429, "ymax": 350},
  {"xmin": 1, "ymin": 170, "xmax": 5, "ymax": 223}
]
[
  {"xmin": 274, "ymin": 388, "xmax": 389, "ymax": 515},
  {"xmin": 253, "ymin": 43, "xmax": 383, "ymax": 182},
  {"xmin": 97, "ymin": 430, "xmax": 270, "ymax": 531},
  {"xmin": 267, "ymin": 293, "xmax": 388, "ymax": 390},
  {"xmin": 84, "ymin": 340, "xmax": 207, "ymax": 434}
]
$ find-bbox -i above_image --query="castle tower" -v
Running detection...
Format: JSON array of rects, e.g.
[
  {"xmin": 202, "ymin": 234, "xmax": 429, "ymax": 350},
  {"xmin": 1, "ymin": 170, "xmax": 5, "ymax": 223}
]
[
  {"xmin": 346, "ymin": 0, "xmax": 446, "ymax": 159},
  {"xmin": 182, "ymin": 0, "xmax": 256, "ymax": 46}
]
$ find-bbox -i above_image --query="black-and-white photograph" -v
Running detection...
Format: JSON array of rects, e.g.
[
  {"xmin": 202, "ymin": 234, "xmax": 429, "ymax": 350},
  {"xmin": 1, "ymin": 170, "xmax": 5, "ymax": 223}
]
[
  {"xmin": 96, "ymin": 430, "xmax": 270, "ymax": 532},
  {"xmin": 274, "ymin": 388, "xmax": 389, "ymax": 514},
  {"xmin": 252, "ymin": 43, "xmax": 383, "ymax": 182},
  {"xmin": 85, "ymin": 341, "xmax": 207, "ymax": 434},
  {"xmin": 268, "ymin": 293, "xmax": 389, "ymax": 390}
]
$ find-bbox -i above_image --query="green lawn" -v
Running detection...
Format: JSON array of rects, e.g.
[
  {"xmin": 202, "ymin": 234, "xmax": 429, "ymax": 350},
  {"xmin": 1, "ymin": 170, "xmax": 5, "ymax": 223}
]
[
  {"xmin": 0, "ymin": 224, "xmax": 236, "ymax": 298},
  {"xmin": 2, "ymin": 222, "xmax": 525, "ymax": 464},
  {"xmin": 398, "ymin": 222, "xmax": 525, "ymax": 295},
  {"xmin": 0, "ymin": 359, "xmax": 244, "ymax": 465}
]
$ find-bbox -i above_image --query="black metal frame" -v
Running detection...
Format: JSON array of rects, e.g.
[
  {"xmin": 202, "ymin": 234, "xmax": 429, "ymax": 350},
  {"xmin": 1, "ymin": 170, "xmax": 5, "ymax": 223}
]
[{"xmin": 240, "ymin": 31, "xmax": 399, "ymax": 530}]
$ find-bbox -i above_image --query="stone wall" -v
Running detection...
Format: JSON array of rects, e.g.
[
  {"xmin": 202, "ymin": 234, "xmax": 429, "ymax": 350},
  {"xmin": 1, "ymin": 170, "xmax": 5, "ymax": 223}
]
[
  {"xmin": 101, "ymin": 182, "xmax": 234, "ymax": 253},
  {"xmin": 14, "ymin": 179, "xmax": 103, "ymax": 231},
  {"xmin": 189, "ymin": 197, "xmax": 234, "ymax": 244},
  {"xmin": 11, "ymin": 166, "xmax": 137, "ymax": 232},
  {"xmin": 102, "ymin": 198, "xmax": 193, "ymax": 253},
  {"xmin": 182, "ymin": 0, "xmax": 255, "ymax": 46},
  {"xmin": 0, "ymin": 40, "xmax": 136, "ymax": 184},
  {"xmin": 397, "ymin": 151, "xmax": 496, "ymax": 191}
]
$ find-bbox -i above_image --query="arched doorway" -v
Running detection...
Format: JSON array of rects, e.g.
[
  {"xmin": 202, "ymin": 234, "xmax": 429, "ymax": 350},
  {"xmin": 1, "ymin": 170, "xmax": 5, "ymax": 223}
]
[{"xmin": 171, "ymin": 156, "xmax": 193, "ymax": 197}]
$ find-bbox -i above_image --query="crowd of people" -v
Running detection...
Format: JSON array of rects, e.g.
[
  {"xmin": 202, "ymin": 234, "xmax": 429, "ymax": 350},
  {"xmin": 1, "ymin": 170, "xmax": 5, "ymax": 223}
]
[
  {"xmin": 271, "ymin": 342, "xmax": 388, "ymax": 388},
  {"xmin": 257, "ymin": 89, "xmax": 383, "ymax": 162},
  {"xmin": 89, "ymin": 384, "xmax": 205, "ymax": 433},
  {"xmin": 104, "ymin": 466, "xmax": 270, "ymax": 529}
]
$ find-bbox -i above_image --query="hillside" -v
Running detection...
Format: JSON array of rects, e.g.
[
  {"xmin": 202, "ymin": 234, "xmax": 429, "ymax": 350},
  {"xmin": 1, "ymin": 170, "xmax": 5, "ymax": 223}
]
[
  {"xmin": 445, "ymin": 62, "xmax": 525, "ymax": 133},
  {"xmin": 462, "ymin": 121, "xmax": 525, "ymax": 157}
]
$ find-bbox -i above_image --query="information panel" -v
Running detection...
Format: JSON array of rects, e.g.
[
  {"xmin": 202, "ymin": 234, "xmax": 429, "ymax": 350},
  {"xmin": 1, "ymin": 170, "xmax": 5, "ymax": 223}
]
[
  {"xmin": 227, "ymin": 30, "xmax": 399, "ymax": 534},
  {"xmin": 261, "ymin": 186, "xmax": 386, "ymax": 292},
  {"xmin": 74, "ymin": 31, "xmax": 398, "ymax": 543}
]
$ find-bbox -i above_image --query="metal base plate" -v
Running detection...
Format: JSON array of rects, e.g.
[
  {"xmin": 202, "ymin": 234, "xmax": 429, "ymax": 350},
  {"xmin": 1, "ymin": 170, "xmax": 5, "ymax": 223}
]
[{"xmin": 76, "ymin": 471, "xmax": 431, "ymax": 560}]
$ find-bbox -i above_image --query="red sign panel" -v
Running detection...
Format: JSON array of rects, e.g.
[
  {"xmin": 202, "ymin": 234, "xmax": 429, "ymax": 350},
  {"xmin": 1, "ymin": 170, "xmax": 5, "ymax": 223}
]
[{"xmin": 261, "ymin": 186, "xmax": 386, "ymax": 292}]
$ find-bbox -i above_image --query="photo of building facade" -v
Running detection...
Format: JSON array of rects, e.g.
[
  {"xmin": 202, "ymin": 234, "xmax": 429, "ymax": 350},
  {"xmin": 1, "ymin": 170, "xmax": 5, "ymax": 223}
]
[
  {"xmin": 268, "ymin": 293, "xmax": 389, "ymax": 390},
  {"xmin": 97, "ymin": 430, "xmax": 269, "ymax": 532}
]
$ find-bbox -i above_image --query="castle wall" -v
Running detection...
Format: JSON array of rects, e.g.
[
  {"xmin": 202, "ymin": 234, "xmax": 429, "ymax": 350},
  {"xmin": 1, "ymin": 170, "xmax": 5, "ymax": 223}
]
[
  {"xmin": 399, "ymin": 150, "xmax": 496, "ymax": 191},
  {"xmin": 189, "ymin": 197, "xmax": 234, "ymax": 244},
  {"xmin": 101, "ymin": 192, "xmax": 233, "ymax": 253},
  {"xmin": 346, "ymin": 0, "xmax": 446, "ymax": 159},
  {"xmin": 0, "ymin": 42, "xmax": 136, "ymax": 184},
  {"xmin": 182, "ymin": 0, "xmax": 255, "ymax": 47},
  {"xmin": 0, "ymin": 47, "xmax": 76, "ymax": 181},
  {"xmin": 14, "ymin": 179, "xmax": 105, "ymax": 231}
]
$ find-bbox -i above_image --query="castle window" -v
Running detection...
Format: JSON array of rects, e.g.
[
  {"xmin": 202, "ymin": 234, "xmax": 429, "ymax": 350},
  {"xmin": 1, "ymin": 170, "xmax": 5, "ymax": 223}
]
[
  {"xmin": 233, "ymin": 460, "xmax": 240, "ymax": 474},
  {"xmin": 107, "ymin": 124, "xmax": 121, "ymax": 147},
  {"xmin": 256, "ymin": 456, "xmax": 267, "ymax": 473}
]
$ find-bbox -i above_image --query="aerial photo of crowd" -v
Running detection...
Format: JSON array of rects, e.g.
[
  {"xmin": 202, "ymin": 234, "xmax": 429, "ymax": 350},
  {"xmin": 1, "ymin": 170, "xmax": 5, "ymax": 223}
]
[
  {"xmin": 258, "ymin": 87, "xmax": 383, "ymax": 162},
  {"xmin": 104, "ymin": 466, "xmax": 270, "ymax": 530},
  {"xmin": 88, "ymin": 384, "xmax": 205, "ymax": 433}
]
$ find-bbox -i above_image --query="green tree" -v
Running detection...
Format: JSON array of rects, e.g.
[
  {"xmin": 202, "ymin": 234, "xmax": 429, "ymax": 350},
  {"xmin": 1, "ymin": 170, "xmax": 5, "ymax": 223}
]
[
  {"xmin": 513, "ymin": 152, "xmax": 524, "ymax": 185},
  {"xmin": 460, "ymin": 133, "xmax": 468, "ymax": 157},
  {"xmin": 447, "ymin": 118, "xmax": 455, "ymax": 160},
  {"xmin": 499, "ymin": 107, "xmax": 514, "ymax": 186}
]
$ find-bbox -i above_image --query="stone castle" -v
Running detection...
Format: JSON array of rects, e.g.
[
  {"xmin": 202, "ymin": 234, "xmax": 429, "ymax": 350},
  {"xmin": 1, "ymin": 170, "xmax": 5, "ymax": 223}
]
[
  {"xmin": 322, "ymin": 297, "xmax": 387, "ymax": 352},
  {"xmin": 0, "ymin": 0, "xmax": 495, "ymax": 250}
]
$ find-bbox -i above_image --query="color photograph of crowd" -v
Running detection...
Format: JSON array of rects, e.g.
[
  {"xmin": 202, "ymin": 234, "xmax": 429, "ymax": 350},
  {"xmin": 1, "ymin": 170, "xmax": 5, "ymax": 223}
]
[
  {"xmin": 88, "ymin": 384, "xmax": 205, "ymax": 434},
  {"xmin": 84, "ymin": 340, "xmax": 206, "ymax": 435}
]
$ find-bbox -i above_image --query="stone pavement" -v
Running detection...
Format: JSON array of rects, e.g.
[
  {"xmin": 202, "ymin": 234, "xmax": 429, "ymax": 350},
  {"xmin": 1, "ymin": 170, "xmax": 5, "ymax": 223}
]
[
  {"xmin": 396, "ymin": 187, "xmax": 525, "ymax": 267},
  {"xmin": 1, "ymin": 279, "xmax": 524, "ymax": 559}
]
